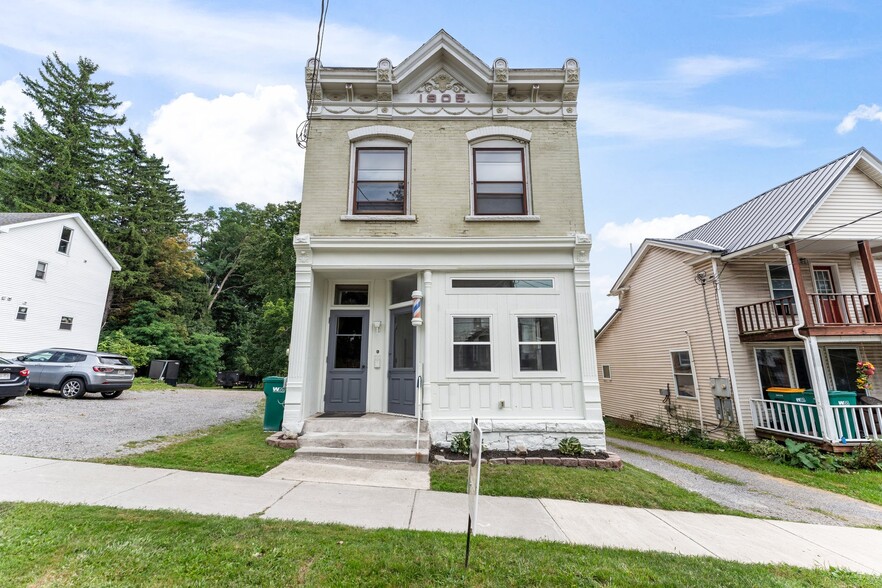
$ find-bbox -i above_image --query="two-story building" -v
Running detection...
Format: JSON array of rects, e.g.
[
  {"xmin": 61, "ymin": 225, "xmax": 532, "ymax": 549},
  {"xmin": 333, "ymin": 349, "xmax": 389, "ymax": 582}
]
[
  {"xmin": 283, "ymin": 31, "xmax": 603, "ymax": 459},
  {"xmin": 0, "ymin": 212, "xmax": 120, "ymax": 357},
  {"xmin": 596, "ymin": 148, "xmax": 882, "ymax": 448}
]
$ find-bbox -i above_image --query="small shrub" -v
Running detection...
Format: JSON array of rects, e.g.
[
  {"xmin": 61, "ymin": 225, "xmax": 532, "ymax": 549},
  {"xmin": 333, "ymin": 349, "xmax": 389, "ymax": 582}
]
[
  {"xmin": 749, "ymin": 440, "xmax": 789, "ymax": 461},
  {"xmin": 851, "ymin": 441, "xmax": 882, "ymax": 471},
  {"xmin": 558, "ymin": 437, "xmax": 583, "ymax": 457},
  {"xmin": 449, "ymin": 431, "xmax": 471, "ymax": 455}
]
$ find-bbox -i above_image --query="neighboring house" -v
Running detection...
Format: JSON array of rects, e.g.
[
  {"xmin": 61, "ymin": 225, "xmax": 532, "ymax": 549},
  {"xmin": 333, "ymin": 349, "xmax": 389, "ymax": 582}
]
[
  {"xmin": 0, "ymin": 213, "xmax": 120, "ymax": 358},
  {"xmin": 283, "ymin": 30, "xmax": 603, "ymax": 454},
  {"xmin": 596, "ymin": 148, "xmax": 882, "ymax": 448}
]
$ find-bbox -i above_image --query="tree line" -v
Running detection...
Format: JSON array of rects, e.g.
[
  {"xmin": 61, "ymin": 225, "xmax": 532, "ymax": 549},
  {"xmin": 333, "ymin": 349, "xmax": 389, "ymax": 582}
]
[{"xmin": 0, "ymin": 54, "xmax": 298, "ymax": 384}]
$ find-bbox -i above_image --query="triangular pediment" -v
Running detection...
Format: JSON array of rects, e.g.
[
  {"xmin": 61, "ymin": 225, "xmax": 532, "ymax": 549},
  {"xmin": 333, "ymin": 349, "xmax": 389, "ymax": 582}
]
[{"xmin": 394, "ymin": 30, "xmax": 492, "ymax": 94}]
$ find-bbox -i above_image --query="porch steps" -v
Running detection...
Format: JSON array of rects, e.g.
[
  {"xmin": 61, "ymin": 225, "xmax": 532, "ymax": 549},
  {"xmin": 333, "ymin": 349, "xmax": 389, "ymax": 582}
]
[{"xmin": 294, "ymin": 414, "xmax": 430, "ymax": 464}]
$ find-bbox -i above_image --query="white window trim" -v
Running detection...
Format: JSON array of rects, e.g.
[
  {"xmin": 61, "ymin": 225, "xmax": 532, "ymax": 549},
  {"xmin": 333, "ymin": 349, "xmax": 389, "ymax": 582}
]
[
  {"xmin": 809, "ymin": 263, "xmax": 841, "ymax": 294},
  {"xmin": 330, "ymin": 282, "xmax": 371, "ymax": 308},
  {"xmin": 15, "ymin": 306, "xmax": 28, "ymax": 321},
  {"xmin": 765, "ymin": 262, "xmax": 793, "ymax": 300},
  {"xmin": 59, "ymin": 316, "xmax": 74, "ymax": 331},
  {"xmin": 448, "ymin": 313, "xmax": 496, "ymax": 378},
  {"xmin": 512, "ymin": 314, "xmax": 561, "ymax": 377},
  {"xmin": 670, "ymin": 349, "xmax": 697, "ymax": 399},
  {"xmin": 344, "ymin": 131, "xmax": 414, "ymax": 221},
  {"xmin": 34, "ymin": 261, "xmax": 48, "ymax": 281},
  {"xmin": 466, "ymin": 131, "xmax": 536, "ymax": 220},
  {"xmin": 602, "ymin": 364, "xmax": 612, "ymax": 380},
  {"xmin": 445, "ymin": 275, "xmax": 557, "ymax": 295},
  {"xmin": 752, "ymin": 345, "xmax": 811, "ymax": 392},
  {"xmin": 58, "ymin": 226, "xmax": 74, "ymax": 255}
]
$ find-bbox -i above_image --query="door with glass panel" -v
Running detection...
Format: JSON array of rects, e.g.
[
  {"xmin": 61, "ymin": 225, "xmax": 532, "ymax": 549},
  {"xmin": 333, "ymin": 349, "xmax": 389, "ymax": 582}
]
[
  {"xmin": 324, "ymin": 310, "xmax": 369, "ymax": 413},
  {"xmin": 812, "ymin": 266, "xmax": 842, "ymax": 324},
  {"xmin": 387, "ymin": 307, "xmax": 416, "ymax": 415}
]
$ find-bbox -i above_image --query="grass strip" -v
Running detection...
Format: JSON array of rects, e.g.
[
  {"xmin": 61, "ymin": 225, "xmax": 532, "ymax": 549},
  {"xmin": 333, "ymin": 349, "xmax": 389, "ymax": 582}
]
[
  {"xmin": 0, "ymin": 502, "xmax": 876, "ymax": 588},
  {"xmin": 605, "ymin": 422, "xmax": 882, "ymax": 506},
  {"xmin": 622, "ymin": 445, "xmax": 746, "ymax": 485},
  {"xmin": 431, "ymin": 462, "xmax": 748, "ymax": 516},
  {"xmin": 99, "ymin": 401, "xmax": 293, "ymax": 476}
]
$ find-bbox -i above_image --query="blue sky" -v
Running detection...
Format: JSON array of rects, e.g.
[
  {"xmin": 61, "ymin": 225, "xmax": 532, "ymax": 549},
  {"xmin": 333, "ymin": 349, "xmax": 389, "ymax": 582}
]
[{"xmin": 1, "ymin": 0, "xmax": 880, "ymax": 322}]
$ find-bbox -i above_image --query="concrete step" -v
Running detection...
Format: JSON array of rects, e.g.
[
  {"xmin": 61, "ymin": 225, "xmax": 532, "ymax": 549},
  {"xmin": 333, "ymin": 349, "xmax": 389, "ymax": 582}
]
[
  {"xmin": 297, "ymin": 432, "xmax": 422, "ymax": 450},
  {"xmin": 294, "ymin": 446, "xmax": 430, "ymax": 464},
  {"xmin": 302, "ymin": 414, "xmax": 426, "ymax": 435}
]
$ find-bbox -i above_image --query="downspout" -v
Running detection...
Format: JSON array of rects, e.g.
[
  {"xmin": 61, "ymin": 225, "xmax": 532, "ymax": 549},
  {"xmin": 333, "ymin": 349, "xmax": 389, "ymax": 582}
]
[
  {"xmin": 711, "ymin": 258, "xmax": 746, "ymax": 437},
  {"xmin": 773, "ymin": 244, "xmax": 837, "ymax": 442},
  {"xmin": 683, "ymin": 330, "xmax": 706, "ymax": 433}
]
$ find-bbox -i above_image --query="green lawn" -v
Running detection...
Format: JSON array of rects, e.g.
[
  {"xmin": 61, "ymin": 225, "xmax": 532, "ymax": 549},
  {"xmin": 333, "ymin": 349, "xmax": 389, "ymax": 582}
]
[
  {"xmin": 100, "ymin": 401, "xmax": 293, "ymax": 476},
  {"xmin": 431, "ymin": 463, "xmax": 748, "ymax": 516},
  {"xmin": 0, "ymin": 503, "xmax": 875, "ymax": 588},
  {"xmin": 605, "ymin": 422, "xmax": 882, "ymax": 507}
]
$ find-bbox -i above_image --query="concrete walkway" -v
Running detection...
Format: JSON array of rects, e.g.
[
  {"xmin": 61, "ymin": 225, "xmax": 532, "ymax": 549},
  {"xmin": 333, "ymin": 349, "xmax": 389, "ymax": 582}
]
[
  {"xmin": 1, "ymin": 454, "xmax": 880, "ymax": 575},
  {"xmin": 609, "ymin": 438, "xmax": 882, "ymax": 527}
]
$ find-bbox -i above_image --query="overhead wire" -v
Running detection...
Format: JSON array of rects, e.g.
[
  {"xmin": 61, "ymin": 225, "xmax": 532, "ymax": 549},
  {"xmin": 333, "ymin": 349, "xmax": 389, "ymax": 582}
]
[{"xmin": 297, "ymin": 0, "xmax": 330, "ymax": 149}]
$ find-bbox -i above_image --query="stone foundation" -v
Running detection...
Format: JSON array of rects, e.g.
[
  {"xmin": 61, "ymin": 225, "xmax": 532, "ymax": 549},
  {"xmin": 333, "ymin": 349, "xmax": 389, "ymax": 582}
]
[{"xmin": 428, "ymin": 418, "xmax": 607, "ymax": 452}]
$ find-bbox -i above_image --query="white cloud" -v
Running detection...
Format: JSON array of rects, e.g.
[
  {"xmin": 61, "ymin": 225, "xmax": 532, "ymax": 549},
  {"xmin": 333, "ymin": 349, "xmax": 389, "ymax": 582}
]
[
  {"xmin": 145, "ymin": 85, "xmax": 306, "ymax": 207},
  {"xmin": 0, "ymin": 0, "xmax": 411, "ymax": 92},
  {"xmin": 836, "ymin": 104, "xmax": 882, "ymax": 134},
  {"xmin": 670, "ymin": 55, "xmax": 764, "ymax": 87},
  {"xmin": 596, "ymin": 215, "xmax": 711, "ymax": 249},
  {"xmin": 0, "ymin": 78, "xmax": 38, "ymax": 133}
]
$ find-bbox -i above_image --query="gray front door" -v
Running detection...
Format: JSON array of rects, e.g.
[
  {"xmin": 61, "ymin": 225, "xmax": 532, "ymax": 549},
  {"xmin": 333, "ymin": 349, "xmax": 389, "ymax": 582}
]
[
  {"xmin": 388, "ymin": 307, "xmax": 416, "ymax": 415},
  {"xmin": 324, "ymin": 310, "xmax": 369, "ymax": 413}
]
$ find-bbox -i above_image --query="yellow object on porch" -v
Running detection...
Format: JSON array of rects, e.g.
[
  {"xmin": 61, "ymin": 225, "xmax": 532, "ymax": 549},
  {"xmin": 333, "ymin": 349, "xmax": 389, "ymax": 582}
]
[{"xmin": 765, "ymin": 387, "xmax": 805, "ymax": 394}]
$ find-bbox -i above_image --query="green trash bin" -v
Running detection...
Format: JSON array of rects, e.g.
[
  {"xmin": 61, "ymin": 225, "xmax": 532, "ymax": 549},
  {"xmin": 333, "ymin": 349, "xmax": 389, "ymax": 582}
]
[
  {"xmin": 827, "ymin": 390, "xmax": 858, "ymax": 440},
  {"xmin": 263, "ymin": 376, "xmax": 286, "ymax": 432},
  {"xmin": 792, "ymin": 389, "xmax": 821, "ymax": 436},
  {"xmin": 765, "ymin": 388, "xmax": 819, "ymax": 434}
]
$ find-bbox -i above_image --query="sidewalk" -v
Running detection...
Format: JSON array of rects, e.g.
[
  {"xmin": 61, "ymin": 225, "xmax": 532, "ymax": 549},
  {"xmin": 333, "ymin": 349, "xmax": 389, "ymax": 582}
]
[{"xmin": 1, "ymin": 454, "xmax": 880, "ymax": 575}]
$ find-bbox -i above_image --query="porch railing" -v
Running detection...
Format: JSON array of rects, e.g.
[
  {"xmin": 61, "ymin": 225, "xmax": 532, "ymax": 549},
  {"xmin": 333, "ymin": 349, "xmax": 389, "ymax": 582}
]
[
  {"xmin": 749, "ymin": 398, "xmax": 824, "ymax": 441},
  {"xmin": 831, "ymin": 404, "xmax": 882, "ymax": 442},
  {"xmin": 736, "ymin": 297, "xmax": 798, "ymax": 335},
  {"xmin": 806, "ymin": 293, "xmax": 881, "ymax": 326}
]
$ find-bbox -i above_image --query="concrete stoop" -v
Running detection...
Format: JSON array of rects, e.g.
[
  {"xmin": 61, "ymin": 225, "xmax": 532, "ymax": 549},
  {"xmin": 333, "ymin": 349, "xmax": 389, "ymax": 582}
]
[{"xmin": 292, "ymin": 414, "xmax": 430, "ymax": 464}]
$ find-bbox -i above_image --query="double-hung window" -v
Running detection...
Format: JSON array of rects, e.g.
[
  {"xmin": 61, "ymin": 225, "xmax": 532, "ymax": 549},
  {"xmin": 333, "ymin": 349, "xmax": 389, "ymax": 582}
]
[
  {"xmin": 767, "ymin": 264, "xmax": 795, "ymax": 315},
  {"xmin": 35, "ymin": 261, "xmax": 47, "ymax": 280},
  {"xmin": 517, "ymin": 317, "xmax": 558, "ymax": 371},
  {"xmin": 59, "ymin": 316, "xmax": 73, "ymax": 331},
  {"xmin": 58, "ymin": 227, "xmax": 73, "ymax": 254},
  {"xmin": 353, "ymin": 148, "xmax": 406, "ymax": 214},
  {"xmin": 16, "ymin": 307, "xmax": 28, "ymax": 321},
  {"xmin": 473, "ymin": 148, "xmax": 526, "ymax": 215},
  {"xmin": 670, "ymin": 351, "xmax": 696, "ymax": 398},
  {"xmin": 453, "ymin": 317, "xmax": 491, "ymax": 372}
]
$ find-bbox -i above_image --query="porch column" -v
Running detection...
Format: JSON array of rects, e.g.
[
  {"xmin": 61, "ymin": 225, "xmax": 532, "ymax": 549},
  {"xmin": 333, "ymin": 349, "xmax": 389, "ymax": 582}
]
[
  {"xmin": 803, "ymin": 336, "xmax": 840, "ymax": 443},
  {"xmin": 573, "ymin": 234, "xmax": 602, "ymax": 423},
  {"xmin": 857, "ymin": 240, "xmax": 882, "ymax": 322},
  {"xmin": 420, "ymin": 270, "xmax": 433, "ymax": 420},
  {"xmin": 282, "ymin": 234, "xmax": 314, "ymax": 435},
  {"xmin": 786, "ymin": 241, "xmax": 814, "ymax": 327}
]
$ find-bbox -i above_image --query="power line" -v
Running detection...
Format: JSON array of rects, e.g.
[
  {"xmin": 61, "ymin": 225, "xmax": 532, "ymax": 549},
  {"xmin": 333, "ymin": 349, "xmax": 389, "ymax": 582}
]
[{"xmin": 297, "ymin": 0, "xmax": 330, "ymax": 149}]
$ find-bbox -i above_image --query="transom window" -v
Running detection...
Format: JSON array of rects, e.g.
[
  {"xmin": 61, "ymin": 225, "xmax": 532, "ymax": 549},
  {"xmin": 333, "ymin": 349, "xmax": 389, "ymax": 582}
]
[
  {"xmin": 453, "ymin": 317, "xmax": 491, "ymax": 372},
  {"xmin": 473, "ymin": 148, "xmax": 526, "ymax": 215},
  {"xmin": 670, "ymin": 351, "xmax": 696, "ymax": 398},
  {"xmin": 58, "ymin": 227, "xmax": 73, "ymax": 254},
  {"xmin": 353, "ymin": 148, "xmax": 406, "ymax": 214},
  {"xmin": 59, "ymin": 316, "xmax": 74, "ymax": 330},
  {"xmin": 452, "ymin": 278, "xmax": 553, "ymax": 289},
  {"xmin": 35, "ymin": 261, "xmax": 47, "ymax": 280},
  {"xmin": 517, "ymin": 317, "xmax": 557, "ymax": 371},
  {"xmin": 334, "ymin": 285, "xmax": 369, "ymax": 306}
]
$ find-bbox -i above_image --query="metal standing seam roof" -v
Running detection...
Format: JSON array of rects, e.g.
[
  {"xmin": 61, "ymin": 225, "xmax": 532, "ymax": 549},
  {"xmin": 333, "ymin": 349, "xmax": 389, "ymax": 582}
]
[
  {"xmin": 0, "ymin": 212, "xmax": 67, "ymax": 227},
  {"xmin": 677, "ymin": 149, "xmax": 865, "ymax": 254}
]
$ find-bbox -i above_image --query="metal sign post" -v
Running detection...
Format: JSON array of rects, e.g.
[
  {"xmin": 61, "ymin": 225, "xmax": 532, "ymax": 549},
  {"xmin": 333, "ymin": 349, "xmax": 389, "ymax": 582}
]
[{"xmin": 465, "ymin": 417, "xmax": 483, "ymax": 568}]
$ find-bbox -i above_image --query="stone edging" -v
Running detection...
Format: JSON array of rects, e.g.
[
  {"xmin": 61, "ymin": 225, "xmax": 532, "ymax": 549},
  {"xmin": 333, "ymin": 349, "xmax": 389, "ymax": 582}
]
[
  {"xmin": 265, "ymin": 431, "xmax": 299, "ymax": 449},
  {"xmin": 433, "ymin": 452, "xmax": 622, "ymax": 470}
]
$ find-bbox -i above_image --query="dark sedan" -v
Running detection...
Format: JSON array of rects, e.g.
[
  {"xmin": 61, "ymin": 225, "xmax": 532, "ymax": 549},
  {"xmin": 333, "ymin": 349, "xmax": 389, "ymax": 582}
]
[{"xmin": 0, "ymin": 357, "xmax": 29, "ymax": 405}]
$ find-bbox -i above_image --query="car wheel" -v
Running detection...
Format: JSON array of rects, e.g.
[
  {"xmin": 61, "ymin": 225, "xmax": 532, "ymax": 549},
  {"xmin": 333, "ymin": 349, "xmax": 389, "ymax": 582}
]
[
  {"xmin": 101, "ymin": 390, "xmax": 124, "ymax": 399},
  {"xmin": 0, "ymin": 398, "xmax": 10, "ymax": 405},
  {"xmin": 59, "ymin": 378, "xmax": 86, "ymax": 399}
]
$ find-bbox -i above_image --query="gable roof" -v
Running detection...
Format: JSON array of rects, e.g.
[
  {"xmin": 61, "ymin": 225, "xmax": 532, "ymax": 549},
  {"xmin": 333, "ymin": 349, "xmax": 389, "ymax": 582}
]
[
  {"xmin": 678, "ymin": 147, "xmax": 882, "ymax": 255},
  {"xmin": 0, "ymin": 212, "xmax": 121, "ymax": 270},
  {"xmin": 610, "ymin": 238, "xmax": 723, "ymax": 294}
]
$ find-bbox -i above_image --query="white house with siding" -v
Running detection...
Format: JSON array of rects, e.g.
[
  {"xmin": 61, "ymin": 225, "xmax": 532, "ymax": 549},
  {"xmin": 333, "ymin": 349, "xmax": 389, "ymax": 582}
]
[
  {"xmin": 0, "ymin": 213, "xmax": 120, "ymax": 358},
  {"xmin": 283, "ymin": 31, "xmax": 603, "ymax": 459},
  {"xmin": 597, "ymin": 148, "xmax": 882, "ymax": 448}
]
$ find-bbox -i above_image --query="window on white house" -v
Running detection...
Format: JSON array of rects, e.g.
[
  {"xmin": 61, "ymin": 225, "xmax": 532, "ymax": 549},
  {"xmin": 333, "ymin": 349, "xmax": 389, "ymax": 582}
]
[
  {"xmin": 353, "ymin": 148, "xmax": 406, "ymax": 214},
  {"xmin": 334, "ymin": 285, "xmax": 369, "ymax": 306},
  {"xmin": 453, "ymin": 317, "xmax": 491, "ymax": 371},
  {"xmin": 35, "ymin": 261, "xmax": 47, "ymax": 280},
  {"xmin": 602, "ymin": 365, "xmax": 612, "ymax": 379},
  {"xmin": 59, "ymin": 316, "xmax": 73, "ymax": 330},
  {"xmin": 473, "ymin": 148, "xmax": 527, "ymax": 215},
  {"xmin": 517, "ymin": 317, "xmax": 557, "ymax": 371},
  {"xmin": 670, "ymin": 351, "xmax": 696, "ymax": 398},
  {"xmin": 16, "ymin": 307, "xmax": 27, "ymax": 321},
  {"xmin": 58, "ymin": 227, "xmax": 73, "ymax": 254}
]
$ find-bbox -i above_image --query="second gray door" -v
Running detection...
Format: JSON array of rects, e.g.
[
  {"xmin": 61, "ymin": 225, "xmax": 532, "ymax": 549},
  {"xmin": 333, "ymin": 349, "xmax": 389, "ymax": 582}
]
[{"xmin": 388, "ymin": 307, "xmax": 416, "ymax": 415}]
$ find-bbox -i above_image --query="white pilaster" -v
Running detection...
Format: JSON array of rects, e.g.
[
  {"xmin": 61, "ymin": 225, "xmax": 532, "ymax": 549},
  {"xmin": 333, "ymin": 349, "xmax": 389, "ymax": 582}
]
[
  {"xmin": 421, "ymin": 269, "xmax": 433, "ymax": 420},
  {"xmin": 805, "ymin": 336, "xmax": 839, "ymax": 443},
  {"xmin": 573, "ymin": 234, "xmax": 602, "ymax": 424},
  {"xmin": 283, "ymin": 234, "xmax": 314, "ymax": 434}
]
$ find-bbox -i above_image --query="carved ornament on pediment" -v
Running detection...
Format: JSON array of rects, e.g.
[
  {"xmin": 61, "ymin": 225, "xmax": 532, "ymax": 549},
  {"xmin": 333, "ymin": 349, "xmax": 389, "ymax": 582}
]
[
  {"xmin": 418, "ymin": 70, "xmax": 472, "ymax": 94},
  {"xmin": 377, "ymin": 58, "xmax": 392, "ymax": 82},
  {"xmin": 493, "ymin": 58, "xmax": 509, "ymax": 82},
  {"xmin": 562, "ymin": 91, "xmax": 577, "ymax": 102},
  {"xmin": 564, "ymin": 58, "xmax": 579, "ymax": 83},
  {"xmin": 377, "ymin": 91, "xmax": 392, "ymax": 102}
]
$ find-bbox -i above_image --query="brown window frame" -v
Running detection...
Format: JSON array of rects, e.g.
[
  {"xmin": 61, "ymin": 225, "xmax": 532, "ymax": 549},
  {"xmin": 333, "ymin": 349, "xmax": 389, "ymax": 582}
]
[
  {"xmin": 473, "ymin": 147, "xmax": 527, "ymax": 216},
  {"xmin": 352, "ymin": 147, "xmax": 407, "ymax": 215}
]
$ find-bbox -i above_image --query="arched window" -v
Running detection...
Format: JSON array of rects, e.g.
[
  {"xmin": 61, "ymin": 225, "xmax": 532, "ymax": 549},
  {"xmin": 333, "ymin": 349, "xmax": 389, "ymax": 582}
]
[
  {"xmin": 344, "ymin": 126, "xmax": 414, "ymax": 219},
  {"xmin": 465, "ymin": 126, "xmax": 536, "ymax": 219}
]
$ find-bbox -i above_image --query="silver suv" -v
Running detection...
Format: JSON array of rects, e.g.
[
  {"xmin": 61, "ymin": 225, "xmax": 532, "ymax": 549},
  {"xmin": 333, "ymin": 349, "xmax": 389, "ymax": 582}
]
[{"xmin": 18, "ymin": 348, "xmax": 135, "ymax": 399}]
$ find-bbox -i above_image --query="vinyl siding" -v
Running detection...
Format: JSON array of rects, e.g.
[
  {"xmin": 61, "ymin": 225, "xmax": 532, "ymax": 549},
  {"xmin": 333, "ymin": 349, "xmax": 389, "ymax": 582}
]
[
  {"xmin": 797, "ymin": 168, "xmax": 882, "ymax": 240},
  {"xmin": 596, "ymin": 247, "xmax": 732, "ymax": 435}
]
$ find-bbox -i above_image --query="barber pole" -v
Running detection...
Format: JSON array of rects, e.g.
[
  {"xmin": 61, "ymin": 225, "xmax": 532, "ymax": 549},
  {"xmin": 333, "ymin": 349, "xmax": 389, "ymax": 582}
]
[{"xmin": 411, "ymin": 290, "xmax": 423, "ymax": 326}]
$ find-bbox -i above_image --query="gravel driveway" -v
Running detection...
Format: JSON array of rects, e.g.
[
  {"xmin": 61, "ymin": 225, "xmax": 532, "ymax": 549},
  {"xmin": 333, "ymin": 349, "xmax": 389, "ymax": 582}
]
[
  {"xmin": 0, "ymin": 388, "xmax": 262, "ymax": 460},
  {"xmin": 609, "ymin": 437, "xmax": 882, "ymax": 527}
]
